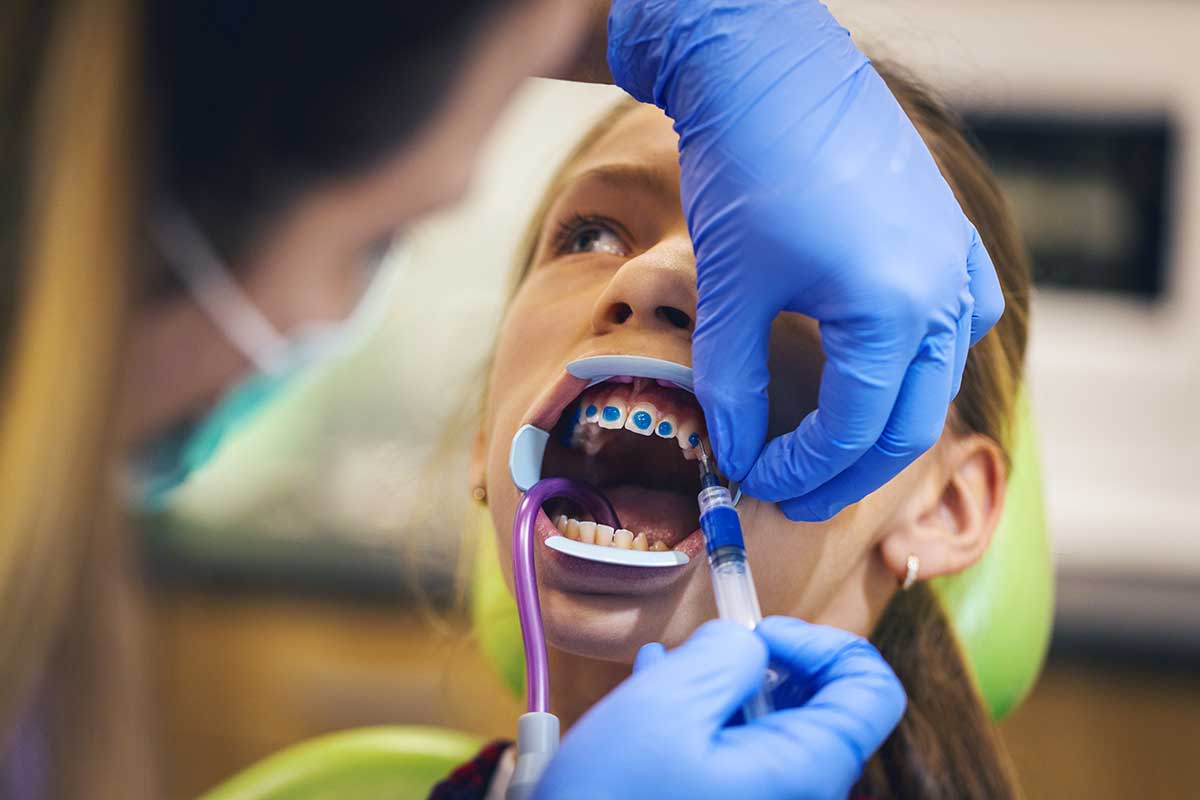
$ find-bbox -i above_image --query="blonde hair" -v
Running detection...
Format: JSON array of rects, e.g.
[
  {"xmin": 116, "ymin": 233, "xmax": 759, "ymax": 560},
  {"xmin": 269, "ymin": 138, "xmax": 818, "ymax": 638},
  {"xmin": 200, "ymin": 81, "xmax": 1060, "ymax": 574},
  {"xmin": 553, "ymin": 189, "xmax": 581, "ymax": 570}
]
[{"xmin": 0, "ymin": 0, "xmax": 155, "ymax": 795}]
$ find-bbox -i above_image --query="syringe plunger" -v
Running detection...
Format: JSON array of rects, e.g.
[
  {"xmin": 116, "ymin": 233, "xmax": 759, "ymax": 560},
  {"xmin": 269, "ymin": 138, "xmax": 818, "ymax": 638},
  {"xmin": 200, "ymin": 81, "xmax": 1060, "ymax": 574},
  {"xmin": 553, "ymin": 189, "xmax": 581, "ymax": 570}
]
[{"xmin": 694, "ymin": 441, "xmax": 773, "ymax": 721}]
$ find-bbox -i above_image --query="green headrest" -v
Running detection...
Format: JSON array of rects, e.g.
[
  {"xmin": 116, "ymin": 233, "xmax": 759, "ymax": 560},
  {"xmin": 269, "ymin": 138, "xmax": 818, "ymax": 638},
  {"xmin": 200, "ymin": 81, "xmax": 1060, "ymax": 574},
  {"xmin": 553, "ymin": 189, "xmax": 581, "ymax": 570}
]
[
  {"xmin": 198, "ymin": 726, "xmax": 484, "ymax": 800},
  {"xmin": 471, "ymin": 395, "xmax": 1053, "ymax": 720}
]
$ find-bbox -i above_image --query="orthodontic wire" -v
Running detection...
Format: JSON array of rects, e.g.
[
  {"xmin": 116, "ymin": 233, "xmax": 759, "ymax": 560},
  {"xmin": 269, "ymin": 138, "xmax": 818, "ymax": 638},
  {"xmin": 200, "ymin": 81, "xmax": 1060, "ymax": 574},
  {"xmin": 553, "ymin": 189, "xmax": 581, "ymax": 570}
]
[{"xmin": 513, "ymin": 478, "xmax": 621, "ymax": 713}]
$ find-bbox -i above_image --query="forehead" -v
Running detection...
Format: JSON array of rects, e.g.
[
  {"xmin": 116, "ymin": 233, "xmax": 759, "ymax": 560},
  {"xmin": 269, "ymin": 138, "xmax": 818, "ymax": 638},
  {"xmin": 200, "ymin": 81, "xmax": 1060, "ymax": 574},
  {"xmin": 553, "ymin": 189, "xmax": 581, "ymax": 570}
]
[{"xmin": 565, "ymin": 103, "xmax": 680, "ymax": 181}]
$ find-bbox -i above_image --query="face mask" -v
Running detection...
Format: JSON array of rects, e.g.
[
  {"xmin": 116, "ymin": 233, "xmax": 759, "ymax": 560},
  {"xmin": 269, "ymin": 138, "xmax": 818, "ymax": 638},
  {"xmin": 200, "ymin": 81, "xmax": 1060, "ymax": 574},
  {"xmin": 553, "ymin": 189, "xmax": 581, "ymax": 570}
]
[{"xmin": 128, "ymin": 205, "xmax": 403, "ymax": 511}]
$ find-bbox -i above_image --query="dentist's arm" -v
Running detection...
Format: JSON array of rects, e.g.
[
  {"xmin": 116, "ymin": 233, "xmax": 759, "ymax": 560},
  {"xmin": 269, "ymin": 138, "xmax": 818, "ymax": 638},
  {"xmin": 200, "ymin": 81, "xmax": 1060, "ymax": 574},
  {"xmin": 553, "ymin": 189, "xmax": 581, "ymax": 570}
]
[
  {"xmin": 534, "ymin": 618, "xmax": 905, "ymax": 800},
  {"xmin": 608, "ymin": 0, "xmax": 1004, "ymax": 521}
]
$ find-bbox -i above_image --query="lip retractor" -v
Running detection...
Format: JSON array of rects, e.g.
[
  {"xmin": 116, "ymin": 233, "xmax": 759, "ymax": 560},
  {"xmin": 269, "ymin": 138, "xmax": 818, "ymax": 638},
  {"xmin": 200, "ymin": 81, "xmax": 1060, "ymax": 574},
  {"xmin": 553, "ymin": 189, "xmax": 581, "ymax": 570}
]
[{"xmin": 509, "ymin": 355, "xmax": 723, "ymax": 569}]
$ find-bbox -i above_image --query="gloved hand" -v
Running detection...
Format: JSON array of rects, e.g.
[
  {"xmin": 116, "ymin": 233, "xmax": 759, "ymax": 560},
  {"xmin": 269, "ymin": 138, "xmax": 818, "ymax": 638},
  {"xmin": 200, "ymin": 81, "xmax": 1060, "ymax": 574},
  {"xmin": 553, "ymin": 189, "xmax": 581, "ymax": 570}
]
[
  {"xmin": 608, "ymin": 0, "xmax": 1004, "ymax": 521},
  {"xmin": 533, "ymin": 617, "xmax": 905, "ymax": 800}
]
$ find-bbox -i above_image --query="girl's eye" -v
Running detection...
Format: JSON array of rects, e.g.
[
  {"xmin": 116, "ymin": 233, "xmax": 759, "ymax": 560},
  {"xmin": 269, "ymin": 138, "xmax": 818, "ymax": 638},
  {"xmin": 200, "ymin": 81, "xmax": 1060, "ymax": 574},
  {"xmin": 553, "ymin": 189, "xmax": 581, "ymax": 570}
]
[
  {"xmin": 553, "ymin": 214, "xmax": 628, "ymax": 257},
  {"xmin": 568, "ymin": 227, "xmax": 623, "ymax": 255}
]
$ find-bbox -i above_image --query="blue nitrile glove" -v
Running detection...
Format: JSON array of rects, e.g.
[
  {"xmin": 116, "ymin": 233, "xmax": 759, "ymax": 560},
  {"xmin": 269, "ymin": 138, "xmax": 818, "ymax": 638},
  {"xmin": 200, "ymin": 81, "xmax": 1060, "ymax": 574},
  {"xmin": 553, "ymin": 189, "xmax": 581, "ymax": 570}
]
[
  {"xmin": 533, "ymin": 618, "xmax": 905, "ymax": 800},
  {"xmin": 608, "ymin": 0, "xmax": 1004, "ymax": 521}
]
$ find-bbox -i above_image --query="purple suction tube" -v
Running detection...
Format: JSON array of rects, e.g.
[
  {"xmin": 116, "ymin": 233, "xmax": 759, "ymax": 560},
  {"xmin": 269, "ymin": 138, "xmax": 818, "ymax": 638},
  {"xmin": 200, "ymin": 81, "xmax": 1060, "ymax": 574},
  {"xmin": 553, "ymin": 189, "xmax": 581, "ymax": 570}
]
[{"xmin": 512, "ymin": 477, "xmax": 620, "ymax": 713}]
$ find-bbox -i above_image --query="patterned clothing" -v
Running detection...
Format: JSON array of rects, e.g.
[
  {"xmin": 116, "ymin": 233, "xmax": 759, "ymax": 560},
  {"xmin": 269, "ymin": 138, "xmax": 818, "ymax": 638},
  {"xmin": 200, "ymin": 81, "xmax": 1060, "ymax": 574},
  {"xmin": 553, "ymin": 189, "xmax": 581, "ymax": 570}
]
[
  {"xmin": 428, "ymin": 740, "xmax": 512, "ymax": 800},
  {"xmin": 430, "ymin": 740, "xmax": 878, "ymax": 800}
]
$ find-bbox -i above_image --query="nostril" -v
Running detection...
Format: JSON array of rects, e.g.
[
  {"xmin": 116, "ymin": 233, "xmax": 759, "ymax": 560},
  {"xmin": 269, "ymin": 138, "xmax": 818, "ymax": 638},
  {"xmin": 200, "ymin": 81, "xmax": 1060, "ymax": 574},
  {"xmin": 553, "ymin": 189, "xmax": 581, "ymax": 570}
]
[
  {"xmin": 609, "ymin": 303, "xmax": 634, "ymax": 325},
  {"xmin": 656, "ymin": 306, "xmax": 692, "ymax": 331}
]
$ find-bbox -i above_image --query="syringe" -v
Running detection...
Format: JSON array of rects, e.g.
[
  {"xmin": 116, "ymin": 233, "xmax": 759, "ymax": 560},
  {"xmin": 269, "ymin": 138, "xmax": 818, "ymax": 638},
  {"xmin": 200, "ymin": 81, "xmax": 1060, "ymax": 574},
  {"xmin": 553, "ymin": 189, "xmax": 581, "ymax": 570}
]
[{"xmin": 696, "ymin": 445, "xmax": 774, "ymax": 722}]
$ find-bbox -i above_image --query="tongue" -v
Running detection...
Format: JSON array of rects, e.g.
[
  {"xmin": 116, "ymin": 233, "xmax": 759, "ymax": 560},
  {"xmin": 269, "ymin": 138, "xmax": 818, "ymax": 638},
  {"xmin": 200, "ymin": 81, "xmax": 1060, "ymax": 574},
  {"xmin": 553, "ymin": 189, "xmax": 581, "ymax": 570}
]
[{"xmin": 604, "ymin": 485, "xmax": 699, "ymax": 549}]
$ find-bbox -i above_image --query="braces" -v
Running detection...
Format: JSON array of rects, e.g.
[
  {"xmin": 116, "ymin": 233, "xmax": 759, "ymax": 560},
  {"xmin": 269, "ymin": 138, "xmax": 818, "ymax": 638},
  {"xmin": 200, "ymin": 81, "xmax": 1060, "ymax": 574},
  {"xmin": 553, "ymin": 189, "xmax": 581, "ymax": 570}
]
[{"xmin": 509, "ymin": 355, "xmax": 738, "ymax": 570}]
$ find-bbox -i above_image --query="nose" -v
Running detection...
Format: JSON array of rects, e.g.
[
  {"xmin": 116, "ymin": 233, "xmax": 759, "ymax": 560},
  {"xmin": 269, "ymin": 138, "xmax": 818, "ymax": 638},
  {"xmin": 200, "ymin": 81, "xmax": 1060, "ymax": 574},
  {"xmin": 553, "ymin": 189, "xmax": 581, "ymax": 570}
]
[{"xmin": 591, "ymin": 237, "xmax": 696, "ymax": 337}]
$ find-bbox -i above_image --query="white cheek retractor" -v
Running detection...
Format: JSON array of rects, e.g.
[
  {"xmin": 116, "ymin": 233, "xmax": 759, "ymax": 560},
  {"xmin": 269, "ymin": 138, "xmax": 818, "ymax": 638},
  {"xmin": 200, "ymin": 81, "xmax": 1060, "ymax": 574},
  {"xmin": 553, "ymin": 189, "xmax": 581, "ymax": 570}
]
[
  {"xmin": 542, "ymin": 534, "xmax": 689, "ymax": 567},
  {"xmin": 509, "ymin": 355, "xmax": 743, "ymax": 569}
]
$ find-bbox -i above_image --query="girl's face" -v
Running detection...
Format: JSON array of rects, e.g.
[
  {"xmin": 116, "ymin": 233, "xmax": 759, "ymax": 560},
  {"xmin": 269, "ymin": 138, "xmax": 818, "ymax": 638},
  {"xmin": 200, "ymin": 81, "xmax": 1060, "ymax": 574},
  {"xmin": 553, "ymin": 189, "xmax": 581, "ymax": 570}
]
[{"xmin": 478, "ymin": 105, "xmax": 1000, "ymax": 664}]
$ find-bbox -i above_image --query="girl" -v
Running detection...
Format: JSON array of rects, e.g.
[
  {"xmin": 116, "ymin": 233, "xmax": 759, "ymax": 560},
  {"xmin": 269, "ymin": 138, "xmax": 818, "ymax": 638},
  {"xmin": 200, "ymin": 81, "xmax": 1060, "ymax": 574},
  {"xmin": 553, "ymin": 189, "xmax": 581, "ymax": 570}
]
[{"xmin": 466, "ymin": 65, "xmax": 1030, "ymax": 799}]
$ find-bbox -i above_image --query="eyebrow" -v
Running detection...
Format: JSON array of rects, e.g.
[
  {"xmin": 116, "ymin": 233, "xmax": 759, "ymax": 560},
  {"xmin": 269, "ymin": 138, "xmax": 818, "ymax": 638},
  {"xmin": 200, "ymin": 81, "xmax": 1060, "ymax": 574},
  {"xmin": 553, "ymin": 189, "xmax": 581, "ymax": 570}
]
[{"xmin": 558, "ymin": 162, "xmax": 680, "ymax": 205}]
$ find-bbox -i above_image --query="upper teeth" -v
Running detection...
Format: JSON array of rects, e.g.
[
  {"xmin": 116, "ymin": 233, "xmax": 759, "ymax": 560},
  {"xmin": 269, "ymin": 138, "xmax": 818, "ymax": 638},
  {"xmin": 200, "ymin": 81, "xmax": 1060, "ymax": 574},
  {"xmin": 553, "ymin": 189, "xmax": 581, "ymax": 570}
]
[{"xmin": 571, "ymin": 382, "xmax": 706, "ymax": 460}]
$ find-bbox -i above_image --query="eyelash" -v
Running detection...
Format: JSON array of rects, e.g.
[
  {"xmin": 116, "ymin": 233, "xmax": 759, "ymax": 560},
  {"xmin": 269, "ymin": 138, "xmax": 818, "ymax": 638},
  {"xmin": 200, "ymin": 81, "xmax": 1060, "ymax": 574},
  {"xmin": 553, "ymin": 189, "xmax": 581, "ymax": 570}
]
[{"xmin": 551, "ymin": 213, "xmax": 626, "ymax": 256}]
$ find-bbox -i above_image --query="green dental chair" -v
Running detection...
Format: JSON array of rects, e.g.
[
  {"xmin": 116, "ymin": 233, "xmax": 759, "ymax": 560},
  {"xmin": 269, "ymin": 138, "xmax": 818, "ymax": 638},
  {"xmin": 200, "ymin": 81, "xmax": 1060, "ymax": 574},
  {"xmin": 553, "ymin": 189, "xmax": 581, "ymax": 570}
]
[{"xmin": 199, "ymin": 399, "xmax": 1052, "ymax": 799}]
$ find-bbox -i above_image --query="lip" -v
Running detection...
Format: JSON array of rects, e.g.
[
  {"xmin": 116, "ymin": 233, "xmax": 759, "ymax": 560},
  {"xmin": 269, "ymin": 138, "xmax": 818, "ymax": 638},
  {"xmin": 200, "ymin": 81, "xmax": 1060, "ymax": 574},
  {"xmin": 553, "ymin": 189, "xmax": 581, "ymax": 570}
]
[{"xmin": 521, "ymin": 370, "xmax": 592, "ymax": 432}]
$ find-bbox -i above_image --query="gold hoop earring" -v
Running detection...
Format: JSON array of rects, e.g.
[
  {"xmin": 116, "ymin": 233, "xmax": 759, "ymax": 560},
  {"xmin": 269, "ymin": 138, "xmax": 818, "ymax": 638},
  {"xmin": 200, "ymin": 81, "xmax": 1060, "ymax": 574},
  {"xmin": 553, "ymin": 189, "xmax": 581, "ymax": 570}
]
[
  {"xmin": 471, "ymin": 485, "xmax": 487, "ymax": 503},
  {"xmin": 901, "ymin": 554, "xmax": 920, "ymax": 591}
]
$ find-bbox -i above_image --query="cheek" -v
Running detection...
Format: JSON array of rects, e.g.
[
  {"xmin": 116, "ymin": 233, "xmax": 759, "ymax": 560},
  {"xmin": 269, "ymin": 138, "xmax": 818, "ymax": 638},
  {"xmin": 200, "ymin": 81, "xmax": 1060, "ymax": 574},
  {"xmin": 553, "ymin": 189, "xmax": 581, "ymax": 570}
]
[
  {"xmin": 738, "ymin": 498, "xmax": 885, "ymax": 620},
  {"xmin": 487, "ymin": 482, "xmax": 519, "ymax": 589},
  {"xmin": 765, "ymin": 314, "xmax": 823, "ymax": 440},
  {"xmin": 245, "ymin": 253, "xmax": 367, "ymax": 328},
  {"xmin": 489, "ymin": 271, "xmax": 597, "ymax": 399},
  {"xmin": 481, "ymin": 276, "xmax": 600, "ymax": 589},
  {"xmin": 483, "ymin": 403, "xmax": 529, "ymax": 590}
]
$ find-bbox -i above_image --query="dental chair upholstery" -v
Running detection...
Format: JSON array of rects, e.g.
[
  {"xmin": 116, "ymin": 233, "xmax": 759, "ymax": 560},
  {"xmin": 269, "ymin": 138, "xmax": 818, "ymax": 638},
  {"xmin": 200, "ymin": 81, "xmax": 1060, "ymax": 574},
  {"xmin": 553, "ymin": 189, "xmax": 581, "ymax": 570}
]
[
  {"xmin": 198, "ymin": 727, "xmax": 484, "ymax": 800},
  {"xmin": 200, "ymin": 398, "xmax": 1050, "ymax": 798}
]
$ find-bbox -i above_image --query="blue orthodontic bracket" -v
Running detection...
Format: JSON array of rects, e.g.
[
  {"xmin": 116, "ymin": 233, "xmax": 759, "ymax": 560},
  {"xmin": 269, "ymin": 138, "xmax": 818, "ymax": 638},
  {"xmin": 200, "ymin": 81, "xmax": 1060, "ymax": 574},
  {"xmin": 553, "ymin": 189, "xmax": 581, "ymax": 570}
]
[{"xmin": 508, "ymin": 356, "xmax": 741, "ymax": 505}]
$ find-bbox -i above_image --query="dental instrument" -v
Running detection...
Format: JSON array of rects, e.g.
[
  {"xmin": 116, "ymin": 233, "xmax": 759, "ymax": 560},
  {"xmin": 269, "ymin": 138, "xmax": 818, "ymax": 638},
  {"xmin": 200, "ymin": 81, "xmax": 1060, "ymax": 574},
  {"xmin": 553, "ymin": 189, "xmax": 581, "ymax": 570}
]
[
  {"xmin": 696, "ymin": 445, "xmax": 774, "ymax": 722},
  {"xmin": 507, "ymin": 477, "xmax": 620, "ymax": 800}
]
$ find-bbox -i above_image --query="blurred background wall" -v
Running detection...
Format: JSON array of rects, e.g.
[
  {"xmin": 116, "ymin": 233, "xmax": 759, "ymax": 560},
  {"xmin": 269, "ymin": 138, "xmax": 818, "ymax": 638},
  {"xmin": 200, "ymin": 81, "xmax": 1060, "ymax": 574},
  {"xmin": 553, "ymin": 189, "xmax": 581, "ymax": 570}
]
[{"xmin": 140, "ymin": 1, "xmax": 1200, "ymax": 797}]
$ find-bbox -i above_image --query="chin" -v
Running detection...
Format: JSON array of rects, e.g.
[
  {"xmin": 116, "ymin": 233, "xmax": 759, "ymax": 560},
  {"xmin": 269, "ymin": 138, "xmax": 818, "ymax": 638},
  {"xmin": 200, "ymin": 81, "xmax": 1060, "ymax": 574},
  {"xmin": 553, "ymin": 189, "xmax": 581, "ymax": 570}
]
[{"xmin": 541, "ymin": 585, "xmax": 704, "ymax": 662}]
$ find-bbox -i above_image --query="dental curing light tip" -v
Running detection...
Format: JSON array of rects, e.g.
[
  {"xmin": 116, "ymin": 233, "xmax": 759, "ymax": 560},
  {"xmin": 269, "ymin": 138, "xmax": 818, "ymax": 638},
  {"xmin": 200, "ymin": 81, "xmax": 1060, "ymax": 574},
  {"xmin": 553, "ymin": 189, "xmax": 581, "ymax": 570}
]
[{"xmin": 697, "ymin": 443, "xmax": 720, "ymax": 489}]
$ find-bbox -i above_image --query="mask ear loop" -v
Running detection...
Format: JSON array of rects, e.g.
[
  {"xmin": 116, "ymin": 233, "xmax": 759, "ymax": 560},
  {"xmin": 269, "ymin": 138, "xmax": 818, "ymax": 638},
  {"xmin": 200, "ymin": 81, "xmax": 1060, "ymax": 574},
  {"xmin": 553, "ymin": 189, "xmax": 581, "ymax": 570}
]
[{"xmin": 151, "ymin": 204, "xmax": 292, "ymax": 375}]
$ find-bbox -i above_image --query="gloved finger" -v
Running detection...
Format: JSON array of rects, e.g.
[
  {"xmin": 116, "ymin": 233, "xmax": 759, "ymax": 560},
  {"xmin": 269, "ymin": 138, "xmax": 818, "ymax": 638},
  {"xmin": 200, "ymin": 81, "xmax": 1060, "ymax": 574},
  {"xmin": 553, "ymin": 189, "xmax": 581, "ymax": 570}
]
[
  {"xmin": 739, "ymin": 321, "xmax": 914, "ymax": 505},
  {"xmin": 754, "ymin": 616, "xmax": 905, "ymax": 735},
  {"xmin": 949, "ymin": 292, "xmax": 972, "ymax": 401},
  {"xmin": 629, "ymin": 619, "xmax": 769, "ymax": 731},
  {"xmin": 777, "ymin": 329, "xmax": 956, "ymax": 521},
  {"xmin": 692, "ymin": 289, "xmax": 775, "ymax": 482},
  {"xmin": 714, "ymin": 618, "xmax": 905, "ymax": 794},
  {"xmin": 633, "ymin": 642, "xmax": 666, "ymax": 673},
  {"xmin": 966, "ymin": 227, "xmax": 1004, "ymax": 345}
]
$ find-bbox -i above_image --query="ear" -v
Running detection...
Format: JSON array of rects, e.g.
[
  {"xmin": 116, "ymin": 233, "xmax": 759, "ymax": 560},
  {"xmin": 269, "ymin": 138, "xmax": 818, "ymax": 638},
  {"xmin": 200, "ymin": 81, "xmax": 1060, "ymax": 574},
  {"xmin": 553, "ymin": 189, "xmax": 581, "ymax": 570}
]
[{"xmin": 879, "ymin": 433, "xmax": 1008, "ymax": 583}]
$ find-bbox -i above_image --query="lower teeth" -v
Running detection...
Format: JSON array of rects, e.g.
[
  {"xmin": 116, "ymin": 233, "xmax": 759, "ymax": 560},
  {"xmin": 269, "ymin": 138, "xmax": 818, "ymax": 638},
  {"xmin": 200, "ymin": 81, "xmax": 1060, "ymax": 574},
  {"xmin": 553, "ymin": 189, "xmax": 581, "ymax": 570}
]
[{"xmin": 554, "ymin": 515, "xmax": 657, "ymax": 551}]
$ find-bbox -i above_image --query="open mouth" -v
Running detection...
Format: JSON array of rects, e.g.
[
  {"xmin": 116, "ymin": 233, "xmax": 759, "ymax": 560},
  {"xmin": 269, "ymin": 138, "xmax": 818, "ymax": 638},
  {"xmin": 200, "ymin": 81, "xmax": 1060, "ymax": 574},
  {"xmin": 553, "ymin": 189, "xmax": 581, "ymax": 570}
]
[{"xmin": 509, "ymin": 356, "xmax": 711, "ymax": 569}]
